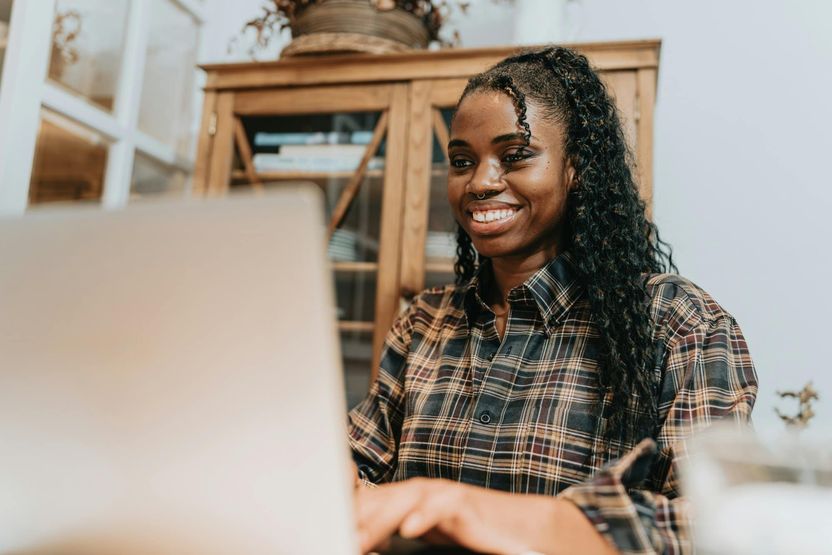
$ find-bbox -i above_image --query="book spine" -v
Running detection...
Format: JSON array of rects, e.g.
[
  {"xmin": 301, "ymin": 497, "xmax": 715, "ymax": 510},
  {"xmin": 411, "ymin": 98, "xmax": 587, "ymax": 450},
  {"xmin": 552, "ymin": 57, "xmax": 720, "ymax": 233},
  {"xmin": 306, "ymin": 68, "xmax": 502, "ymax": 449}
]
[
  {"xmin": 252, "ymin": 154, "xmax": 384, "ymax": 173},
  {"xmin": 278, "ymin": 144, "xmax": 367, "ymax": 157},
  {"xmin": 253, "ymin": 131, "xmax": 373, "ymax": 147}
]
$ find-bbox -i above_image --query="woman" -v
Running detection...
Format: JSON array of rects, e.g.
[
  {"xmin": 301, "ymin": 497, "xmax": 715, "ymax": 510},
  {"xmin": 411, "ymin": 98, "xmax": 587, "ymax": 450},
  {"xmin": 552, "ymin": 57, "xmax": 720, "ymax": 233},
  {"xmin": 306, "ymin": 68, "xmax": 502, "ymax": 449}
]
[{"xmin": 349, "ymin": 46, "xmax": 758, "ymax": 554}]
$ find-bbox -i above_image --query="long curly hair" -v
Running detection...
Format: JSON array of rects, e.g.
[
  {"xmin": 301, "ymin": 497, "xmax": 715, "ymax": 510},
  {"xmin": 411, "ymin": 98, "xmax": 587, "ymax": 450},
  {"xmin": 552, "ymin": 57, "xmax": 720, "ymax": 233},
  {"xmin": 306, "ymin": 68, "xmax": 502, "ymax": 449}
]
[{"xmin": 454, "ymin": 46, "xmax": 676, "ymax": 448}]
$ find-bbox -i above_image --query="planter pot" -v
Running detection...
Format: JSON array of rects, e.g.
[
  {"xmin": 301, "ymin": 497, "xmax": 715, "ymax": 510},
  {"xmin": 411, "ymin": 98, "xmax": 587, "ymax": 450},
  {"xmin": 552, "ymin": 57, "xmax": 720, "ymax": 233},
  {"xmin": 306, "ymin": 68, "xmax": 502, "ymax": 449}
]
[{"xmin": 282, "ymin": 0, "xmax": 431, "ymax": 57}]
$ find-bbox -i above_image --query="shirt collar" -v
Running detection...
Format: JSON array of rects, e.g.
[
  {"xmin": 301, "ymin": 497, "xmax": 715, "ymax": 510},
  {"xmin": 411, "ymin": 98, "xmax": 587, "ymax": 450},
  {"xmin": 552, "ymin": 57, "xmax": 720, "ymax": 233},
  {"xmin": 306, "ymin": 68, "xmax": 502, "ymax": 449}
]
[{"xmin": 463, "ymin": 251, "xmax": 583, "ymax": 335}]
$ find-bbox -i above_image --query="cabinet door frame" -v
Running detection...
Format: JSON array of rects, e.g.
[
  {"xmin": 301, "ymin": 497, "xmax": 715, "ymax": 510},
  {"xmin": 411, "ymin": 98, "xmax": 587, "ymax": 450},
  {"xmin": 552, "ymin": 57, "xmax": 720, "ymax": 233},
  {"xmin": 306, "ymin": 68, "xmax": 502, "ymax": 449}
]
[
  {"xmin": 195, "ymin": 81, "xmax": 411, "ymax": 379},
  {"xmin": 399, "ymin": 78, "xmax": 467, "ymax": 299}
]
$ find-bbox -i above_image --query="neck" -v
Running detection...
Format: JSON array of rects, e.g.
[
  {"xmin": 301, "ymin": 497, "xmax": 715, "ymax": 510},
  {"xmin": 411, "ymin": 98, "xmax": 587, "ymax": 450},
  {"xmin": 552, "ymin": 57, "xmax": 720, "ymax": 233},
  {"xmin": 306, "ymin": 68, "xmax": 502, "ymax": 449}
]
[{"xmin": 486, "ymin": 247, "xmax": 559, "ymax": 309}]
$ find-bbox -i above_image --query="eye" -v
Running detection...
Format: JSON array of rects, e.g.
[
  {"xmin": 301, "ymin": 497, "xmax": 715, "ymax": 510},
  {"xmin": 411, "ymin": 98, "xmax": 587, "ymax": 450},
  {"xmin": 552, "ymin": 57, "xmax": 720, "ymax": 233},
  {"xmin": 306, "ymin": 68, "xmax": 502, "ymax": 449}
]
[
  {"xmin": 450, "ymin": 156, "xmax": 473, "ymax": 169},
  {"xmin": 502, "ymin": 148, "xmax": 532, "ymax": 164}
]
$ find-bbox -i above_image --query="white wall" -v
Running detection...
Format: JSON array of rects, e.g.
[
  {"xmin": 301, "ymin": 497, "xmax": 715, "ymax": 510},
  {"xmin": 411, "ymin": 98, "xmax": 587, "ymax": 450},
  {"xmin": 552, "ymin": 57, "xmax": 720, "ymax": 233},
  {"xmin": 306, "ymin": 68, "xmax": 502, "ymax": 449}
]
[
  {"xmin": 201, "ymin": 0, "xmax": 832, "ymax": 438},
  {"xmin": 202, "ymin": 0, "xmax": 288, "ymax": 63},
  {"xmin": 564, "ymin": 0, "xmax": 832, "ymax": 440}
]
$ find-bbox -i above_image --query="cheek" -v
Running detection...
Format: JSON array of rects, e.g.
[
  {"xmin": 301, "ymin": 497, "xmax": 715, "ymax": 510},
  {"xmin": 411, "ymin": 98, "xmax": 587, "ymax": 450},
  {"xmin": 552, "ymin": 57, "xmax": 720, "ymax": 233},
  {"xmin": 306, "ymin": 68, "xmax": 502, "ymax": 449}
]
[
  {"xmin": 526, "ymin": 163, "xmax": 568, "ymax": 201},
  {"xmin": 446, "ymin": 175, "xmax": 466, "ymax": 208},
  {"xmin": 523, "ymin": 181, "xmax": 561, "ymax": 206},
  {"xmin": 523, "ymin": 183, "xmax": 569, "ymax": 223}
]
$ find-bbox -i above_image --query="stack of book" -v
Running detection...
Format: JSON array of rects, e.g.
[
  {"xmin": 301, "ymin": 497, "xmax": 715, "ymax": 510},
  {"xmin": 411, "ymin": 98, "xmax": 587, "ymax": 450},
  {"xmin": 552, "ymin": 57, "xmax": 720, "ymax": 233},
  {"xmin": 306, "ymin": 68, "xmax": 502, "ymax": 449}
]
[
  {"xmin": 327, "ymin": 229, "xmax": 360, "ymax": 262},
  {"xmin": 425, "ymin": 231, "xmax": 457, "ymax": 262},
  {"xmin": 252, "ymin": 131, "xmax": 384, "ymax": 173},
  {"xmin": 327, "ymin": 229, "xmax": 380, "ymax": 262}
]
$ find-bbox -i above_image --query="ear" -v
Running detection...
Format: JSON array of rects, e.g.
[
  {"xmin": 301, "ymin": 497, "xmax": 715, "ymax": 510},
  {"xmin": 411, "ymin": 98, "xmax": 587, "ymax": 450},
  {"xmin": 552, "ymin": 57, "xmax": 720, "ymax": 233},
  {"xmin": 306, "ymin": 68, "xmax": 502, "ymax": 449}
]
[{"xmin": 565, "ymin": 159, "xmax": 577, "ymax": 191}]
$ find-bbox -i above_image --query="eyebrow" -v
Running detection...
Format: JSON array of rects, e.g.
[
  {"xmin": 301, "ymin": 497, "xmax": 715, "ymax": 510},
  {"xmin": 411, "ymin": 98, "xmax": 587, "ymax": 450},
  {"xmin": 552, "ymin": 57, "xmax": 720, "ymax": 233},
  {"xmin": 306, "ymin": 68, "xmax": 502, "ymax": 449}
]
[{"xmin": 447, "ymin": 132, "xmax": 534, "ymax": 150}]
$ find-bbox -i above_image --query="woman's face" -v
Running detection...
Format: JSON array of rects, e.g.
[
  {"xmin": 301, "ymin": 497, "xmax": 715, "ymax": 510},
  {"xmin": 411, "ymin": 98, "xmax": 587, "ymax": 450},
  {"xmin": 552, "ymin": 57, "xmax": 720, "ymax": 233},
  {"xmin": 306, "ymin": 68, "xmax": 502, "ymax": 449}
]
[{"xmin": 447, "ymin": 90, "xmax": 573, "ymax": 263}]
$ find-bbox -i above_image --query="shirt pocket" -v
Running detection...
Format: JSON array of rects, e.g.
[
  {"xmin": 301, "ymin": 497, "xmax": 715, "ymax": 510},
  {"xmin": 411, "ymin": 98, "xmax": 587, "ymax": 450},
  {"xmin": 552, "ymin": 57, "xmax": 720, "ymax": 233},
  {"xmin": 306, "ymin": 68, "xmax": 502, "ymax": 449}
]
[{"xmin": 516, "ymin": 406, "xmax": 607, "ymax": 495}]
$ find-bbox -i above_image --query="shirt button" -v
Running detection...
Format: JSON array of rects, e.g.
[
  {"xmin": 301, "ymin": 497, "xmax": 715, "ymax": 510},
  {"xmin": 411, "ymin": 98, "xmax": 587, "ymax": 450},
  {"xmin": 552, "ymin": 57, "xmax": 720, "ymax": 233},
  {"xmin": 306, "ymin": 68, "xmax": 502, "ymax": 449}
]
[
  {"xmin": 487, "ymin": 352, "xmax": 495, "ymax": 361},
  {"xmin": 479, "ymin": 411, "xmax": 492, "ymax": 424},
  {"xmin": 504, "ymin": 346, "xmax": 512, "ymax": 355}
]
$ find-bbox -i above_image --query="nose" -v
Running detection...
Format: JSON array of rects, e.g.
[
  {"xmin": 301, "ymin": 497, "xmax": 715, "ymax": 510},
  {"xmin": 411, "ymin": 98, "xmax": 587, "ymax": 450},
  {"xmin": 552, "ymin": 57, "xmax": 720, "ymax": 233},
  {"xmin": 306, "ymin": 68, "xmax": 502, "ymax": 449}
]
[{"xmin": 466, "ymin": 158, "xmax": 504, "ymax": 198}]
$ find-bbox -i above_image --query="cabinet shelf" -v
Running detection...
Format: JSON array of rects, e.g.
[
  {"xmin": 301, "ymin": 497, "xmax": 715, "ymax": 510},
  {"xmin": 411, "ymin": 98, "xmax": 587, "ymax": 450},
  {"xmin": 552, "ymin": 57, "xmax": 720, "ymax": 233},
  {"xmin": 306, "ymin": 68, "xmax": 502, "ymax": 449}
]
[
  {"xmin": 232, "ymin": 169, "xmax": 384, "ymax": 181},
  {"xmin": 231, "ymin": 165, "xmax": 448, "ymax": 183},
  {"xmin": 338, "ymin": 320, "xmax": 375, "ymax": 332},
  {"xmin": 332, "ymin": 261, "xmax": 378, "ymax": 273},
  {"xmin": 425, "ymin": 261, "xmax": 455, "ymax": 274}
]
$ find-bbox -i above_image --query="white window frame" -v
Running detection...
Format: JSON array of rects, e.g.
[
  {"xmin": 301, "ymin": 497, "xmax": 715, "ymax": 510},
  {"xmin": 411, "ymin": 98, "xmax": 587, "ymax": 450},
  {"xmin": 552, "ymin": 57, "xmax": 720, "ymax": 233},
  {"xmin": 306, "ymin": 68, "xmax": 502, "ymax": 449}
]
[{"xmin": 0, "ymin": 0, "xmax": 206, "ymax": 214}]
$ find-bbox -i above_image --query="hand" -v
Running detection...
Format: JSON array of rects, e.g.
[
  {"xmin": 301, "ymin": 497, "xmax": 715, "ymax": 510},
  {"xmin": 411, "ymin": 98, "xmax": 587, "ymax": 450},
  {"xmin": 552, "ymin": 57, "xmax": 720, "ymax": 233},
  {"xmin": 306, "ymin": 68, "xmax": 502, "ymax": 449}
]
[
  {"xmin": 355, "ymin": 478, "xmax": 617, "ymax": 555},
  {"xmin": 355, "ymin": 478, "xmax": 547, "ymax": 554}
]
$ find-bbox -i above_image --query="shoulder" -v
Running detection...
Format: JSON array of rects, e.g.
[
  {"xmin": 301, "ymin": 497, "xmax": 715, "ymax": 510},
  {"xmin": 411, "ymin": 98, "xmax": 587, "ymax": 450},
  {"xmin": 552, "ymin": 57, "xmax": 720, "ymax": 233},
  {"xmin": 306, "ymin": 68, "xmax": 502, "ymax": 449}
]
[
  {"xmin": 394, "ymin": 284, "xmax": 467, "ymax": 334},
  {"xmin": 644, "ymin": 273, "xmax": 737, "ymax": 339},
  {"xmin": 406, "ymin": 284, "xmax": 467, "ymax": 321}
]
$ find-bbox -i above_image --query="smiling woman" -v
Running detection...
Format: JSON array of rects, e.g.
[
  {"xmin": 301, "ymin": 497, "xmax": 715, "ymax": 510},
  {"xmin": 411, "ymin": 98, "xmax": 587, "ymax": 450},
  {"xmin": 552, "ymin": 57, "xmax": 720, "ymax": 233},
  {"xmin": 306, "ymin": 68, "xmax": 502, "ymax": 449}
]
[{"xmin": 349, "ymin": 46, "xmax": 758, "ymax": 555}]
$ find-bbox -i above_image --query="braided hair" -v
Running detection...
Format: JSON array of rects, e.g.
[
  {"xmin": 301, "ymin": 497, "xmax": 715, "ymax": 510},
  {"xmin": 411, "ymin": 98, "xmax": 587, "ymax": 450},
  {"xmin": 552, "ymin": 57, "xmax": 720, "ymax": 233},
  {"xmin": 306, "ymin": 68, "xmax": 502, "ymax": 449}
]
[{"xmin": 453, "ymin": 46, "xmax": 676, "ymax": 448}]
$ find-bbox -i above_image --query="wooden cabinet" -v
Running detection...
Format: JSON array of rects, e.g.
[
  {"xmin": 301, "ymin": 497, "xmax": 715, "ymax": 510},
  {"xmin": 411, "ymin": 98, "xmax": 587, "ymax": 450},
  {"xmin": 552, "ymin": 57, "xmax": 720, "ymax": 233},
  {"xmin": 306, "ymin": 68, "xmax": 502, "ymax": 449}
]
[{"xmin": 194, "ymin": 40, "xmax": 660, "ymax": 407}]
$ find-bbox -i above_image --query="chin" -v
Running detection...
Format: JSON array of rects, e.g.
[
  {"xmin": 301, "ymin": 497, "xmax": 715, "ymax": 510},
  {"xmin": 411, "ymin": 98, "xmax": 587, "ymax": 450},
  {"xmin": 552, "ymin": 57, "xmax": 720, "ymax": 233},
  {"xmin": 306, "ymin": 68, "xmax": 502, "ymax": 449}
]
[{"xmin": 468, "ymin": 238, "xmax": 517, "ymax": 260}]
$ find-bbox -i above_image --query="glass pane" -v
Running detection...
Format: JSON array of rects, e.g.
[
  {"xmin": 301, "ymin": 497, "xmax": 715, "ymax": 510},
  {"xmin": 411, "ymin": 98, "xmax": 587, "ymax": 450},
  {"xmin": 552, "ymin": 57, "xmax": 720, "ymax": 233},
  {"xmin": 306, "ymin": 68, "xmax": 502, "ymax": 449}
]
[
  {"xmin": 327, "ymin": 172, "xmax": 383, "ymax": 263},
  {"xmin": 138, "ymin": 0, "xmax": 199, "ymax": 157},
  {"xmin": 0, "ymin": 1, "xmax": 12, "ymax": 86},
  {"xmin": 130, "ymin": 152, "xmax": 188, "ymax": 200},
  {"xmin": 426, "ymin": 107, "xmax": 457, "ymax": 289},
  {"xmin": 341, "ymin": 329, "xmax": 372, "ymax": 409},
  {"xmin": 29, "ymin": 109, "xmax": 109, "ymax": 205},
  {"xmin": 238, "ymin": 112, "xmax": 385, "ymax": 262},
  {"xmin": 335, "ymin": 269, "xmax": 376, "ymax": 323},
  {"xmin": 48, "ymin": 0, "xmax": 129, "ymax": 111},
  {"xmin": 235, "ymin": 111, "xmax": 386, "ymax": 390}
]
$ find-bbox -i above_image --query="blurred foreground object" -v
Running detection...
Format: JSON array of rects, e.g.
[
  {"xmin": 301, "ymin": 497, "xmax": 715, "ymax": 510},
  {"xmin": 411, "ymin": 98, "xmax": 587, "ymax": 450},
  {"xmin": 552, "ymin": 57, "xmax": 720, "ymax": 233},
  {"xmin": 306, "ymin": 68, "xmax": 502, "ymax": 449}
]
[
  {"xmin": 684, "ymin": 424, "xmax": 832, "ymax": 555},
  {"xmin": 0, "ymin": 189, "xmax": 359, "ymax": 554}
]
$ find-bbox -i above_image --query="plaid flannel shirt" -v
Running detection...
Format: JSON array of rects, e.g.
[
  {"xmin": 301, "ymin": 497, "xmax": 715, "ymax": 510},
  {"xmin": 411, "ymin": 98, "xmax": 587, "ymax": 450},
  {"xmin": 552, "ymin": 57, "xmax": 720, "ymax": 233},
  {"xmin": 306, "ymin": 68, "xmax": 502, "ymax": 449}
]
[{"xmin": 348, "ymin": 252, "xmax": 758, "ymax": 554}]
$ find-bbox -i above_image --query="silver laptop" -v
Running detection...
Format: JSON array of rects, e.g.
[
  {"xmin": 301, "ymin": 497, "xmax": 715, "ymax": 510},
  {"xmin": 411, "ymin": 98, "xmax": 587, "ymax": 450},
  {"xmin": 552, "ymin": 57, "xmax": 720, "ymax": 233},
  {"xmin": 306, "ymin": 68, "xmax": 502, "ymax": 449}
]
[{"xmin": 0, "ymin": 188, "xmax": 358, "ymax": 554}]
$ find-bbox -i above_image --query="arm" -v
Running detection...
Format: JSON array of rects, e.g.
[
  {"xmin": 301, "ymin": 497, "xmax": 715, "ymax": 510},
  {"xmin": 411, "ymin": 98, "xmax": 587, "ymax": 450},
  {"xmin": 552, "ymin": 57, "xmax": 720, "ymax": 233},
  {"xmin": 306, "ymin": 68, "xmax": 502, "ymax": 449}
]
[
  {"xmin": 347, "ymin": 303, "xmax": 414, "ymax": 484},
  {"xmin": 560, "ymin": 313, "xmax": 758, "ymax": 554},
  {"xmin": 356, "ymin": 478, "xmax": 617, "ymax": 555}
]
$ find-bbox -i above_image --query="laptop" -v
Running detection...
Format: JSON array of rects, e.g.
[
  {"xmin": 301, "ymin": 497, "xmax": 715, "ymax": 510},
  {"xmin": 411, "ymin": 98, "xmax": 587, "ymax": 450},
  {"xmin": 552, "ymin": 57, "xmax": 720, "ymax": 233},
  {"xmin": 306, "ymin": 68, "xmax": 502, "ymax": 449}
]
[{"xmin": 0, "ymin": 188, "xmax": 358, "ymax": 554}]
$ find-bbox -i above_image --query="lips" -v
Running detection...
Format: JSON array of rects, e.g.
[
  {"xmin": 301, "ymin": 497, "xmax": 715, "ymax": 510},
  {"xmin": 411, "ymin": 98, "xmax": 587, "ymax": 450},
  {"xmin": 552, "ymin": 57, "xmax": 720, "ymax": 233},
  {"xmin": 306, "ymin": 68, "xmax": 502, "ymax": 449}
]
[{"xmin": 466, "ymin": 203, "xmax": 521, "ymax": 235}]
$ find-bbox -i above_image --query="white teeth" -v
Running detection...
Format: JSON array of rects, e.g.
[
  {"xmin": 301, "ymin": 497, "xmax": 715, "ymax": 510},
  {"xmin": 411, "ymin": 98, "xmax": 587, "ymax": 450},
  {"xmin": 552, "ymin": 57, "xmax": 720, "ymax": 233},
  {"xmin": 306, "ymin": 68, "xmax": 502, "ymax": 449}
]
[{"xmin": 472, "ymin": 208, "xmax": 515, "ymax": 223}]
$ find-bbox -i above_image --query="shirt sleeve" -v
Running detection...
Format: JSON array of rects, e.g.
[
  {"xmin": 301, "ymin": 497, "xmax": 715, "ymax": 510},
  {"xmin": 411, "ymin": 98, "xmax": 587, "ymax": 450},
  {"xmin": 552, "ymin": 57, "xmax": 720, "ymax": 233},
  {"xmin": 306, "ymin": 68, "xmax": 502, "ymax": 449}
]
[
  {"xmin": 346, "ymin": 302, "xmax": 414, "ymax": 485},
  {"xmin": 559, "ymin": 313, "xmax": 758, "ymax": 554}
]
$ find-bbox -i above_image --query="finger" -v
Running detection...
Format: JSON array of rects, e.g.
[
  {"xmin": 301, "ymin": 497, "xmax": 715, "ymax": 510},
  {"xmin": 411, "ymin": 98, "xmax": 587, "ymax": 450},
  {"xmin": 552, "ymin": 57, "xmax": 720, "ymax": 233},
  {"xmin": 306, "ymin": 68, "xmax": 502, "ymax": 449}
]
[
  {"xmin": 370, "ymin": 537, "xmax": 391, "ymax": 553},
  {"xmin": 398, "ymin": 481, "xmax": 462, "ymax": 539},
  {"xmin": 400, "ymin": 483, "xmax": 528, "ymax": 555},
  {"xmin": 355, "ymin": 481, "xmax": 425, "ymax": 553}
]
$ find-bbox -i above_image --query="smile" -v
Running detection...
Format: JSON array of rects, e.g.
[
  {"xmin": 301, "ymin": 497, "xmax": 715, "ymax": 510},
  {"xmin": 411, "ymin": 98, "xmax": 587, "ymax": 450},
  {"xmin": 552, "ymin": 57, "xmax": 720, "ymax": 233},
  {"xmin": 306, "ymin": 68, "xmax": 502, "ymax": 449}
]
[
  {"xmin": 471, "ymin": 208, "xmax": 517, "ymax": 223},
  {"xmin": 466, "ymin": 206, "xmax": 520, "ymax": 236}
]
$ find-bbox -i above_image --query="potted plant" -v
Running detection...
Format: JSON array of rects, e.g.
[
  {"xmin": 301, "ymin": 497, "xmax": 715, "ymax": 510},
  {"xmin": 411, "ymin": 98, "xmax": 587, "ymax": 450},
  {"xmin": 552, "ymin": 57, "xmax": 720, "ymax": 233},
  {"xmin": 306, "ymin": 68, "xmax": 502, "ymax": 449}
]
[{"xmin": 237, "ymin": 0, "xmax": 489, "ymax": 57}]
